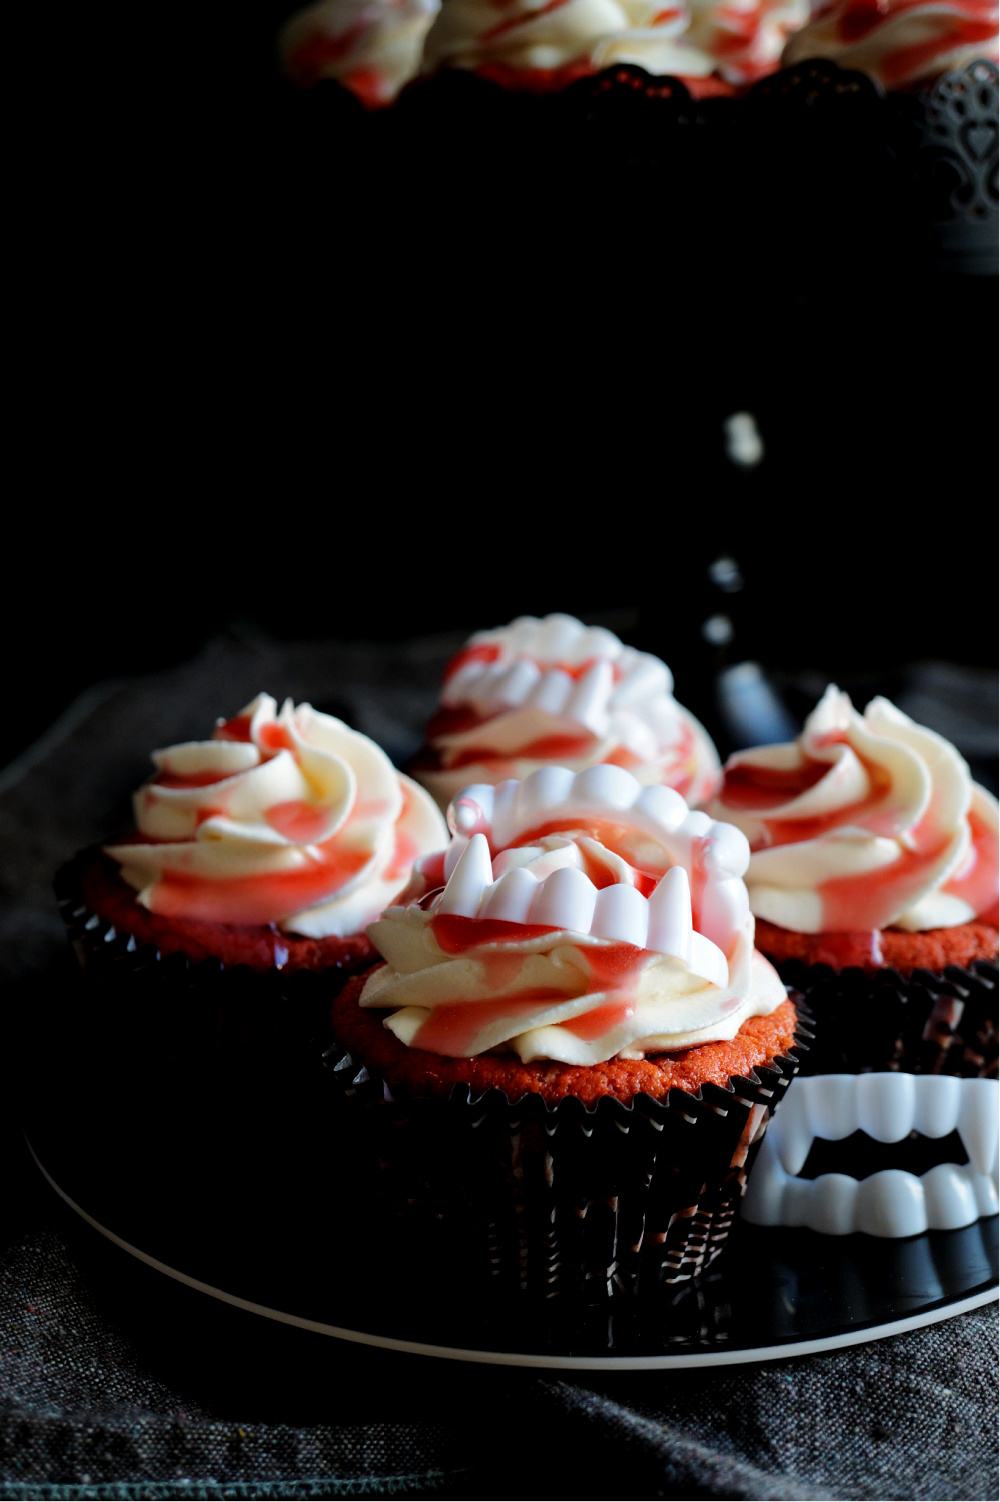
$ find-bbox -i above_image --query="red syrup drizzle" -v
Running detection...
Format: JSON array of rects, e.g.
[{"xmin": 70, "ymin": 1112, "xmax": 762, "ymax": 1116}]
[
  {"xmin": 721, "ymin": 737, "xmax": 899, "ymax": 844},
  {"xmin": 149, "ymin": 842, "xmax": 374, "ymax": 925},
  {"xmin": 442, "ymin": 643, "xmax": 503, "ymax": 683},
  {"xmin": 430, "ymin": 914, "xmax": 560, "ymax": 954},
  {"xmin": 443, "ymin": 732, "xmax": 597, "ymax": 771},
  {"xmin": 339, "ymin": 66, "xmax": 390, "ymax": 109},
  {"xmin": 815, "ymin": 806, "xmax": 957, "ymax": 933},
  {"xmin": 215, "ymin": 714, "xmax": 254, "ymax": 743},
  {"xmin": 415, "ymin": 925, "xmax": 651, "ymax": 1052},
  {"xmin": 943, "ymin": 804, "xmax": 1000, "ymax": 922},
  {"xmin": 411, "ymin": 990, "xmax": 568, "ymax": 1055},
  {"xmin": 383, "ymin": 785, "xmax": 419, "ymax": 883},
  {"xmin": 721, "ymin": 759, "xmax": 831, "ymax": 812},
  {"xmin": 559, "ymin": 943, "xmax": 648, "ymax": 1038},
  {"xmin": 257, "ymin": 722, "xmax": 296, "ymax": 754}
]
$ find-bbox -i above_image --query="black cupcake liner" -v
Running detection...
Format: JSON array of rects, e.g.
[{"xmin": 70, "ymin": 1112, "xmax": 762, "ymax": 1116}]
[
  {"xmin": 54, "ymin": 852, "xmax": 369, "ymax": 1072},
  {"xmin": 772, "ymin": 957, "xmax": 997, "ymax": 1079},
  {"xmin": 321, "ymin": 1009, "xmax": 811, "ymax": 1301}
]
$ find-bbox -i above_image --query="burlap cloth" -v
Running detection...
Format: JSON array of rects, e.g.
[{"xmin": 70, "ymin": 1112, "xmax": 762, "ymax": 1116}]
[{"xmin": 0, "ymin": 630, "xmax": 996, "ymax": 1501}]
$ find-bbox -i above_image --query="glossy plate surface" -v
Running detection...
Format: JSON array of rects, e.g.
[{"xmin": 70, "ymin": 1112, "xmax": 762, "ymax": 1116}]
[{"xmin": 24, "ymin": 1117, "xmax": 998, "ymax": 1372}]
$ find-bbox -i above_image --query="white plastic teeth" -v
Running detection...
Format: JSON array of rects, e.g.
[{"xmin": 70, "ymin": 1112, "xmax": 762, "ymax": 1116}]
[
  {"xmin": 443, "ymin": 613, "xmax": 674, "ymax": 719},
  {"xmin": 434, "ymin": 834, "xmax": 729, "ymax": 986},
  {"xmin": 742, "ymin": 1075, "xmax": 1000, "ymax": 1238},
  {"xmin": 444, "ymin": 764, "xmax": 751, "ymax": 952}
]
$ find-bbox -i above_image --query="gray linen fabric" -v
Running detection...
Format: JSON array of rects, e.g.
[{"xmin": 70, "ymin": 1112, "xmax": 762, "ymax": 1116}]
[{"xmin": 0, "ymin": 630, "xmax": 996, "ymax": 1501}]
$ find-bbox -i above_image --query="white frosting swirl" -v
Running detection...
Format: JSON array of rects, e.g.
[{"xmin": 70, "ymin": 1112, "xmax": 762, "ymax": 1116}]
[
  {"xmin": 105, "ymin": 694, "xmax": 447, "ymax": 937},
  {"xmin": 421, "ymin": 0, "xmax": 808, "ymax": 88},
  {"xmin": 706, "ymin": 685, "xmax": 1000, "ymax": 934},
  {"xmin": 279, "ymin": 0, "xmax": 440, "ymax": 105},
  {"xmin": 782, "ymin": 1, "xmax": 998, "ymax": 89},
  {"xmin": 362, "ymin": 763, "xmax": 785, "ymax": 1062},
  {"xmin": 413, "ymin": 614, "xmax": 721, "ymax": 812}
]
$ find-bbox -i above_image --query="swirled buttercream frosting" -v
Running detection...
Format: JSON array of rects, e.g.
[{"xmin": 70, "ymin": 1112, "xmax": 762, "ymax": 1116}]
[
  {"xmin": 280, "ymin": 0, "xmax": 440, "ymax": 105},
  {"xmin": 104, "ymin": 695, "xmax": 448, "ymax": 937},
  {"xmin": 421, "ymin": 0, "xmax": 808, "ymax": 91},
  {"xmin": 411, "ymin": 614, "xmax": 721, "ymax": 812},
  {"xmin": 706, "ymin": 685, "xmax": 1000, "ymax": 934},
  {"xmin": 361, "ymin": 763, "xmax": 785, "ymax": 1063},
  {"xmin": 782, "ymin": 0, "xmax": 998, "ymax": 89}
]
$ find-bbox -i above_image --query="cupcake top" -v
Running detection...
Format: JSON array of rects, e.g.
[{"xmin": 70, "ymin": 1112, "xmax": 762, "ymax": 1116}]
[
  {"xmin": 421, "ymin": 0, "xmax": 808, "ymax": 93},
  {"xmin": 705, "ymin": 685, "xmax": 1000, "ymax": 935},
  {"xmin": 411, "ymin": 613, "xmax": 721, "ymax": 811},
  {"xmin": 279, "ymin": 0, "xmax": 440, "ymax": 105},
  {"xmin": 782, "ymin": 0, "xmax": 998, "ymax": 89},
  {"xmin": 104, "ymin": 694, "xmax": 447, "ymax": 937},
  {"xmin": 360, "ymin": 763, "xmax": 786, "ymax": 1063}
]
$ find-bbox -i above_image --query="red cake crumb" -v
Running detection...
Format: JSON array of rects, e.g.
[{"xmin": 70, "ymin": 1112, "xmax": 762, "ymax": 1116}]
[
  {"xmin": 755, "ymin": 917, "xmax": 999, "ymax": 977},
  {"xmin": 331, "ymin": 974, "xmax": 800, "ymax": 1106},
  {"xmin": 79, "ymin": 850, "xmax": 376, "ymax": 974}
]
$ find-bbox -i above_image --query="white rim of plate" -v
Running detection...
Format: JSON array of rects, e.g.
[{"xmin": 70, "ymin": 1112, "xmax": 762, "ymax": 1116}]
[{"xmin": 28, "ymin": 1138, "xmax": 998, "ymax": 1373}]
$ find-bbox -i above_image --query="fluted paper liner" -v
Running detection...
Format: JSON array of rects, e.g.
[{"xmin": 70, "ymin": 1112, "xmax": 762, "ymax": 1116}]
[
  {"xmin": 323, "ymin": 1009, "xmax": 811, "ymax": 1300},
  {"xmin": 773, "ymin": 957, "xmax": 997, "ymax": 1079}
]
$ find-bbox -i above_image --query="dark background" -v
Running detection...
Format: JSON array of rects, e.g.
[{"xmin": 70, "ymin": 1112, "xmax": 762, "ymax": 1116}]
[{"xmin": 10, "ymin": 1, "xmax": 998, "ymax": 776}]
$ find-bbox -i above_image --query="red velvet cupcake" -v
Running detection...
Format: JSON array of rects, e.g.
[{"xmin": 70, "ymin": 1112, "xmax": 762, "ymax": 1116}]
[
  {"xmin": 706, "ymin": 686, "xmax": 998, "ymax": 1077},
  {"xmin": 327, "ymin": 762, "xmax": 806, "ymax": 1297},
  {"xmin": 57, "ymin": 693, "xmax": 447, "ymax": 1065}
]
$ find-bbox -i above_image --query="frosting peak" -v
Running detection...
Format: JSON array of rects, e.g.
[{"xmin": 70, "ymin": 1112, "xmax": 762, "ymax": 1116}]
[
  {"xmin": 362, "ymin": 762, "xmax": 785, "ymax": 1062},
  {"xmin": 105, "ymin": 694, "xmax": 448, "ymax": 937},
  {"xmin": 412, "ymin": 613, "xmax": 721, "ymax": 811},
  {"xmin": 706, "ymin": 685, "xmax": 1000, "ymax": 934}
]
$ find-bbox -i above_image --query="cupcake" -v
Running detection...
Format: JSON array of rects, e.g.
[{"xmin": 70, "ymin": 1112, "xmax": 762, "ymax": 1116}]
[
  {"xmin": 782, "ymin": 0, "xmax": 998, "ymax": 90},
  {"xmin": 409, "ymin": 613, "xmax": 721, "ymax": 814},
  {"xmin": 420, "ymin": 0, "xmax": 809, "ymax": 96},
  {"xmin": 57, "ymin": 693, "xmax": 447, "ymax": 1064},
  {"xmin": 327, "ymin": 763, "xmax": 805, "ymax": 1297},
  {"xmin": 706, "ymin": 686, "xmax": 999, "ymax": 1076}
]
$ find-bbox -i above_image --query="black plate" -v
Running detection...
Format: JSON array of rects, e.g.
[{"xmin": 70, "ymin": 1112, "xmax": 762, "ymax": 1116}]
[{"xmin": 24, "ymin": 1113, "xmax": 998, "ymax": 1372}]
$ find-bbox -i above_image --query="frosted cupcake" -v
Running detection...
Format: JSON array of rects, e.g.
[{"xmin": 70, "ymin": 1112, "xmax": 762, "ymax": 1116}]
[
  {"xmin": 410, "ymin": 614, "xmax": 721, "ymax": 814},
  {"xmin": 329, "ymin": 763, "xmax": 804, "ymax": 1296},
  {"xmin": 57, "ymin": 694, "xmax": 447, "ymax": 1061},
  {"xmin": 420, "ymin": 0, "xmax": 809, "ymax": 95},
  {"xmin": 706, "ymin": 686, "xmax": 998, "ymax": 1076}
]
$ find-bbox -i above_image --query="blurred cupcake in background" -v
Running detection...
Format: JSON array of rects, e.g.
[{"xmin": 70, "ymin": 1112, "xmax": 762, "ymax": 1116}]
[
  {"xmin": 706, "ymin": 685, "xmax": 999, "ymax": 1076},
  {"xmin": 279, "ymin": 0, "xmax": 441, "ymax": 106},
  {"xmin": 420, "ymin": 0, "xmax": 809, "ymax": 95},
  {"xmin": 409, "ymin": 613, "xmax": 721, "ymax": 813}
]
